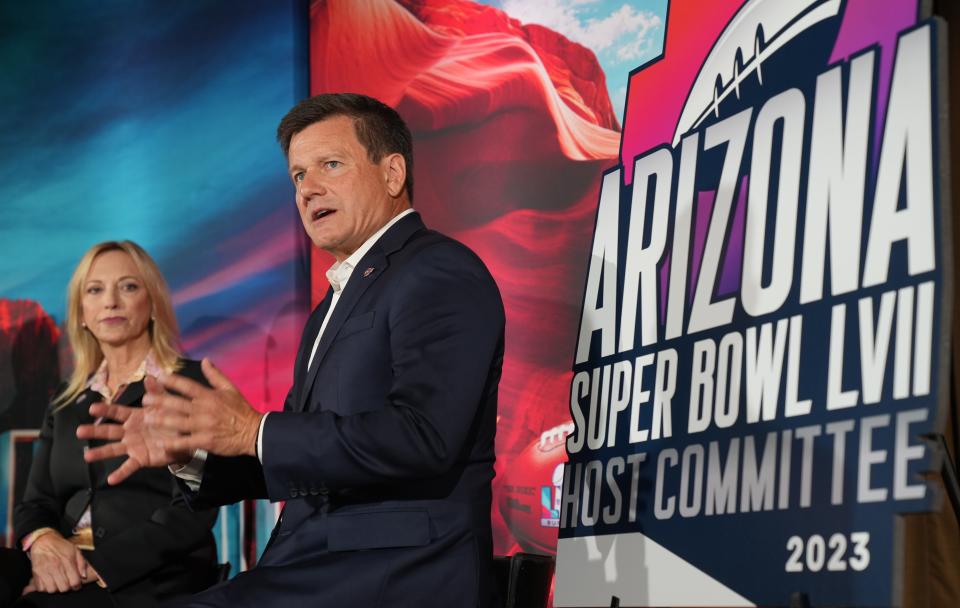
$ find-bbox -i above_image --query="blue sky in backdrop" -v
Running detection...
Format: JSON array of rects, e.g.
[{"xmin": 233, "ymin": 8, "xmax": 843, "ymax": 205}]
[{"xmin": 479, "ymin": 0, "xmax": 668, "ymax": 121}]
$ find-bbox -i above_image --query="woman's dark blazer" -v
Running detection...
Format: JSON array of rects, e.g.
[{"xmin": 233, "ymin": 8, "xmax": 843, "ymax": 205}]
[{"xmin": 13, "ymin": 359, "xmax": 218, "ymax": 607}]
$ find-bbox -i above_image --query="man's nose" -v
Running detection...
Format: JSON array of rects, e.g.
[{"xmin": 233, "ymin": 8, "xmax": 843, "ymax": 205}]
[{"xmin": 298, "ymin": 171, "xmax": 326, "ymax": 200}]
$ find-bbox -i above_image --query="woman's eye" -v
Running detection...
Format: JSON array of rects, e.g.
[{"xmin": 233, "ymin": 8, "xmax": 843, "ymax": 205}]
[
  {"xmin": 85, "ymin": 286, "xmax": 102, "ymax": 295},
  {"xmin": 120, "ymin": 282, "xmax": 140, "ymax": 292}
]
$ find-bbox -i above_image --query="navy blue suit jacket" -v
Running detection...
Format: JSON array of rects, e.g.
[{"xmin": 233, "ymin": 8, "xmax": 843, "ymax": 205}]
[{"xmin": 179, "ymin": 213, "xmax": 504, "ymax": 607}]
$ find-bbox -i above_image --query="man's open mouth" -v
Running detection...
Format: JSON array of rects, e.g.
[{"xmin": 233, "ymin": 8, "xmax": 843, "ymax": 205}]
[{"xmin": 312, "ymin": 209, "xmax": 334, "ymax": 221}]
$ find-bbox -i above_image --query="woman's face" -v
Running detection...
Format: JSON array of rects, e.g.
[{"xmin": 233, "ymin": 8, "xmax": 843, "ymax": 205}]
[{"xmin": 81, "ymin": 250, "xmax": 153, "ymax": 349}]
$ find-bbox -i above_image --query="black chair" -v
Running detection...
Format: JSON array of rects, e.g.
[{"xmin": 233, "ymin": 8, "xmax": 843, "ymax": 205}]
[
  {"xmin": 493, "ymin": 552, "xmax": 555, "ymax": 608},
  {"xmin": 214, "ymin": 562, "xmax": 231, "ymax": 584}
]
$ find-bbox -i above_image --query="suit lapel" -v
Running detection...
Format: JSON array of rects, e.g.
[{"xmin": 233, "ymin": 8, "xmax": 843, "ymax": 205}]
[
  {"xmin": 73, "ymin": 389, "xmax": 98, "ymax": 488},
  {"xmin": 297, "ymin": 247, "xmax": 387, "ymax": 410},
  {"xmin": 293, "ymin": 293, "xmax": 333, "ymax": 409},
  {"xmin": 297, "ymin": 212, "xmax": 426, "ymax": 411},
  {"xmin": 72, "ymin": 380, "xmax": 142, "ymax": 488},
  {"xmin": 114, "ymin": 381, "xmax": 145, "ymax": 407}
]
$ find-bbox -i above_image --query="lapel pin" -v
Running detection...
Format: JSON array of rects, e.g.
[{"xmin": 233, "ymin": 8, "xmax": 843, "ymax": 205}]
[{"xmin": 363, "ymin": 267, "xmax": 375, "ymax": 277}]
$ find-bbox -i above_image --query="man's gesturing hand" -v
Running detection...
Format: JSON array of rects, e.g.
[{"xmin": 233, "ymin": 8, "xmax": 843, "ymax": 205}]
[
  {"xmin": 143, "ymin": 358, "xmax": 262, "ymax": 458},
  {"xmin": 76, "ymin": 377, "xmax": 189, "ymax": 485},
  {"xmin": 77, "ymin": 358, "xmax": 262, "ymax": 485}
]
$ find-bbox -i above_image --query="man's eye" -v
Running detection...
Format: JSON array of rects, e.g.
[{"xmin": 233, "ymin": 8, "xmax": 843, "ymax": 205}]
[
  {"xmin": 293, "ymin": 171, "xmax": 305, "ymax": 183},
  {"xmin": 325, "ymin": 161, "xmax": 341, "ymax": 169}
]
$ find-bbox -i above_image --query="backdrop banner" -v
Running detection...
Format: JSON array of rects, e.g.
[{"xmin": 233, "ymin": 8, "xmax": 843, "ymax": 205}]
[{"xmin": 556, "ymin": 1, "xmax": 952, "ymax": 606}]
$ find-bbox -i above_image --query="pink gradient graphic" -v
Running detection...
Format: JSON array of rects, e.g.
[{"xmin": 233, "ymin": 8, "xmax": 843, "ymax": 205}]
[
  {"xmin": 174, "ymin": 214, "xmax": 297, "ymax": 307},
  {"xmin": 621, "ymin": 0, "xmax": 919, "ymax": 184},
  {"xmin": 177, "ymin": 294, "xmax": 304, "ymax": 415},
  {"xmin": 174, "ymin": 206, "xmax": 306, "ymax": 414},
  {"xmin": 620, "ymin": 0, "xmax": 745, "ymax": 185},
  {"xmin": 828, "ymin": 0, "xmax": 920, "ymax": 154}
]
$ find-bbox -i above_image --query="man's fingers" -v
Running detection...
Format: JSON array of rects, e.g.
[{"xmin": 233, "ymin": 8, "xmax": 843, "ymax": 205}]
[
  {"xmin": 162, "ymin": 434, "xmax": 207, "ymax": 455},
  {"xmin": 83, "ymin": 442, "xmax": 127, "ymax": 463},
  {"xmin": 201, "ymin": 358, "xmax": 237, "ymax": 391},
  {"xmin": 157, "ymin": 371, "xmax": 206, "ymax": 400},
  {"xmin": 21, "ymin": 579, "xmax": 36, "ymax": 595},
  {"xmin": 88, "ymin": 402, "xmax": 132, "ymax": 423},
  {"xmin": 145, "ymin": 414, "xmax": 192, "ymax": 435},
  {"xmin": 106, "ymin": 458, "xmax": 142, "ymax": 486},
  {"xmin": 142, "ymin": 391, "xmax": 193, "ymax": 414},
  {"xmin": 144, "ymin": 374, "xmax": 168, "ymax": 396},
  {"xmin": 77, "ymin": 422, "xmax": 125, "ymax": 442}
]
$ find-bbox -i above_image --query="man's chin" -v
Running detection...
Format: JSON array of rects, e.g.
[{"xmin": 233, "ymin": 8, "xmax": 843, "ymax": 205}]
[
  {"xmin": 307, "ymin": 235, "xmax": 343, "ymax": 259},
  {"xmin": 305, "ymin": 230, "xmax": 334, "ymax": 250}
]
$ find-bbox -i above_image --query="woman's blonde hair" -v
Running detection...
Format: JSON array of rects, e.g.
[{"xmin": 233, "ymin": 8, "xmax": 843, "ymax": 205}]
[{"xmin": 55, "ymin": 240, "xmax": 182, "ymax": 407}]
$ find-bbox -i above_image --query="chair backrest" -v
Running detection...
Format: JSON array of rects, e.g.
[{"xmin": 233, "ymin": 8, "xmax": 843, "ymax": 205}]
[
  {"xmin": 215, "ymin": 562, "xmax": 231, "ymax": 584},
  {"xmin": 493, "ymin": 552, "xmax": 555, "ymax": 608}
]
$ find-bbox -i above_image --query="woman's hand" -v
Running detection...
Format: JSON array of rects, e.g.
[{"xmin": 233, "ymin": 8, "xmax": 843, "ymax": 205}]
[
  {"xmin": 25, "ymin": 532, "xmax": 87, "ymax": 593},
  {"xmin": 85, "ymin": 559, "xmax": 106, "ymax": 588},
  {"xmin": 22, "ymin": 557, "xmax": 104, "ymax": 595}
]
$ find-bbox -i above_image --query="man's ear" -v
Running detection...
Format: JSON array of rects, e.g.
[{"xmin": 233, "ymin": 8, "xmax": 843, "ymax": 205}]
[{"xmin": 383, "ymin": 153, "xmax": 406, "ymax": 198}]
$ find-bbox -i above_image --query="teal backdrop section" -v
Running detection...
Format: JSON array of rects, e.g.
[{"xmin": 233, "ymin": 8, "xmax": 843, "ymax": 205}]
[{"xmin": 0, "ymin": 0, "xmax": 311, "ymax": 576}]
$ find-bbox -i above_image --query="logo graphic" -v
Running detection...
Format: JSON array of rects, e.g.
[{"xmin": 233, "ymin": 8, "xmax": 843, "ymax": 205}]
[
  {"xmin": 540, "ymin": 463, "xmax": 564, "ymax": 527},
  {"xmin": 556, "ymin": 1, "xmax": 948, "ymax": 606},
  {"xmin": 673, "ymin": 0, "xmax": 842, "ymax": 145}
]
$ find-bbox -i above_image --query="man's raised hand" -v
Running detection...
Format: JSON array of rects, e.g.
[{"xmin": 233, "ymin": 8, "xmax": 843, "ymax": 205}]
[
  {"xmin": 141, "ymin": 358, "xmax": 262, "ymax": 458},
  {"xmin": 77, "ymin": 358, "xmax": 262, "ymax": 485},
  {"xmin": 77, "ymin": 376, "xmax": 191, "ymax": 485}
]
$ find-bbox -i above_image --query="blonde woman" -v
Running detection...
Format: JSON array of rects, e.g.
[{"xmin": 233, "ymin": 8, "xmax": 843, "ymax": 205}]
[{"xmin": 1, "ymin": 241, "xmax": 217, "ymax": 608}]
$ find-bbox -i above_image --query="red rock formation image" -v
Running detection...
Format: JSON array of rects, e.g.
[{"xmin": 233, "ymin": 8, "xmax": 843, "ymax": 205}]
[
  {"xmin": 0, "ymin": 299, "xmax": 62, "ymax": 432},
  {"xmin": 310, "ymin": 0, "xmax": 621, "ymax": 554}
]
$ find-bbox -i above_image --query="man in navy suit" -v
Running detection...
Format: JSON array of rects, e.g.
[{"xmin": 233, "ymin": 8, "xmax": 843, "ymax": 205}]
[{"xmin": 78, "ymin": 93, "xmax": 505, "ymax": 607}]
